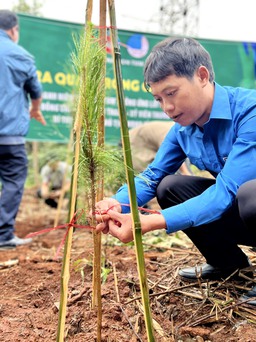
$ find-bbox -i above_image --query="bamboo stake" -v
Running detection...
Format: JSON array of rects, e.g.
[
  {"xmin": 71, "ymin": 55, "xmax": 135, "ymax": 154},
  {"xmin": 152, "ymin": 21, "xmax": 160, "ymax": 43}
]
[
  {"xmin": 54, "ymin": 133, "xmax": 73, "ymax": 227},
  {"xmin": 56, "ymin": 2, "xmax": 94, "ymax": 341},
  {"xmin": 32, "ymin": 141, "xmax": 39, "ymax": 186},
  {"xmin": 107, "ymin": 0, "xmax": 155, "ymax": 340},
  {"xmin": 91, "ymin": 1, "xmax": 107, "ymax": 341},
  {"xmin": 85, "ymin": 0, "xmax": 93, "ymax": 23},
  {"xmin": 70, "ymin": 5, "xmax": 106, "ymax": 342},
  {"xmin": 56, "ymin": 96, "xmax": 82, "ymax": 342}
]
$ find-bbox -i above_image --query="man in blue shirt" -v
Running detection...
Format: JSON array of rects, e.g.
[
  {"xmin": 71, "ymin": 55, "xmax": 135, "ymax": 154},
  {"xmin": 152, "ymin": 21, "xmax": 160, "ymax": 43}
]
[
  {"xmin": 0, "ymin": 10, "xmax": 46, "ymax": 249},
  {"xmin": 93, "ymin": 37, "xmax": 256, "ymax": 305}
]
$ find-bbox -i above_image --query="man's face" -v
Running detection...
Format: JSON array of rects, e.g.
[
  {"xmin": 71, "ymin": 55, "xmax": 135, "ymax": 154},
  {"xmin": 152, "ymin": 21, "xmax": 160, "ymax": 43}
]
[{"xmin": 149, "ymin": 68, "xmax": 212, "ymax": 127}]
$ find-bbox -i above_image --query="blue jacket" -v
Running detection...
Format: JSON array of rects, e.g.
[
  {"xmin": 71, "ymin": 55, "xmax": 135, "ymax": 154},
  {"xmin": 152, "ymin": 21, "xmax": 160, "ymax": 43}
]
[
  {"xmin": 0, "ymin": 30, "xmax": 42, "ymax": 143},
  {"xmin": 114, "ymin": 83, "xmax": 256, "ymax": 233}
]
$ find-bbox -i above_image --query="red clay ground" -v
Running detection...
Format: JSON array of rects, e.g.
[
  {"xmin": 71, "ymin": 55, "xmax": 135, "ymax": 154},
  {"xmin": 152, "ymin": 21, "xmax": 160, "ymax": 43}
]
[{"xmin": 0, "ymin": 188, "xmax": 255, "ymax": 341}]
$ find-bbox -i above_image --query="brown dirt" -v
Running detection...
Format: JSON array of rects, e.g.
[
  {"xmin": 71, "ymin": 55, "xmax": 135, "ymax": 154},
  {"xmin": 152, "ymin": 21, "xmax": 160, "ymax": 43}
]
[{"xmin": 0, "ymin": 188, "xmax": 255, "ymax": 342}]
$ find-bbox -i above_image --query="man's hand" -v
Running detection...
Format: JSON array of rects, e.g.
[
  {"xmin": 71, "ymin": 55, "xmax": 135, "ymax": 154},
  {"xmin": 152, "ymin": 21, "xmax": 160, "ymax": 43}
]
[
  {"xmin": 94, "ymin": 208, "xmax": 135, "ymax": 243},
  {"xmin": 92, "ymin": 198, "xmax": 121, "ymax": 234},
  {"xmin": 30, "ymin": 108, "xmax": 46, "ymax": 125},
  {"xmin": 30, "ymin": 97, "xmax": 46, "ymax": 125},
  {"xmin": 106, "ymin": 210, "xmax": 134, "ymax": 243},
  {"xmin": 49, "ymin": 189, "xmax": 61, "ymax": 199},
  {"xmin": 95, "ymin": 207, "xmax": 167, "ymax": 244}
]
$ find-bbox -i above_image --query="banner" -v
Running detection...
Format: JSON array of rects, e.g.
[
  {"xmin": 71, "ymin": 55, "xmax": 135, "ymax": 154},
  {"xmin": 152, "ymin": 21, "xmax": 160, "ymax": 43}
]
[{"xmin": 18, "ymin": 14, "xmax": 256, "ymax": 144}]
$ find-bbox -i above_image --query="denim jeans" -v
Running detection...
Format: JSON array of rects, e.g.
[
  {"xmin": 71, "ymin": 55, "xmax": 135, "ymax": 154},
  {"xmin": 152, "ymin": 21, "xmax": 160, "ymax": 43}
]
[{"xmin": 0, "ymin": 144, "xmax": 28, "ymax": 241}]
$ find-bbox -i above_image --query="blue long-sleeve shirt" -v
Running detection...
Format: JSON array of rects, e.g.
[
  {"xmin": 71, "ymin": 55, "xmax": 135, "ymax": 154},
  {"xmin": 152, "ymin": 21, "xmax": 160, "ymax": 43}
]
[
  {"xmin": 0, "ymin": 30, "xmax": 42, "ymax": 143},
  {"xmin": 114, "ymin": 82, "xmax": 256, "ymax": 234}
]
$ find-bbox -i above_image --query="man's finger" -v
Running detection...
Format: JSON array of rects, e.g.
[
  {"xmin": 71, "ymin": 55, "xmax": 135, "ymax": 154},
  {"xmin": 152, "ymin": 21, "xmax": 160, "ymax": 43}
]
[
  {"xmin": 94, "ymin": 213, "xmax": 110, "ymax": 222},
  {"xmin": 107, "ymin": 210, "xmax": 122, "ymax": 221},
  {"xmin": 95, "ymin": 221, "xmax": 107, "ymax": 232}
]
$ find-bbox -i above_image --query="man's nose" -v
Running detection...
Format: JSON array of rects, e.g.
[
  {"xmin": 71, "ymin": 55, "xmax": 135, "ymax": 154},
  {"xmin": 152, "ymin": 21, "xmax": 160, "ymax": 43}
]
[{"xmin": 162, "ymin": 101, "xmax": 175, "ymax": 114}]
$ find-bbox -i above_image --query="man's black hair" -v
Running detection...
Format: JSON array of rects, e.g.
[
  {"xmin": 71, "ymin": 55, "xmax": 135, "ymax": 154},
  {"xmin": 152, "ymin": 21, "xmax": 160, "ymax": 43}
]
[{"xmin": 0, "ymin": 10, "xmax": 18, "ymax": 30}]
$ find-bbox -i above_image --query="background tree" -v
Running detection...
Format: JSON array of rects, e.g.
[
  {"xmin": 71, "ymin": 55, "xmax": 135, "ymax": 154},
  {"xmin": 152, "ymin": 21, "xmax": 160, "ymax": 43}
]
[
  {"xmin": 159, "ymin": 0, "xmax": 199, "ymax": 36},
  {"xmin": 12, "ymin": 0, "xmax": 43, "ymax": 16}
]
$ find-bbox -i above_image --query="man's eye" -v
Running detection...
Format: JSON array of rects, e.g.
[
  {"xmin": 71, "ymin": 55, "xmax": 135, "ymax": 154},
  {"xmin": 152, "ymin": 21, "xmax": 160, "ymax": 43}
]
[{"xmin": 167, "ymin": 91, "xmax": 175, "ymax": 96}]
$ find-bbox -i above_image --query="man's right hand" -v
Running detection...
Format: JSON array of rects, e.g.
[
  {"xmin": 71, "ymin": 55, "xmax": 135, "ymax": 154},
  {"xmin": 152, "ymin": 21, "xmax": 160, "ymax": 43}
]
[
  {"xmin": 30, "ymin": 97, "xmax": 46, "ymax": 125},
  {"xmin": 92, "ymin": 198, "xmax": 121, "ymax": 234},
  {"xmin": 30, "ymin": 108, "xmax": 46, "ymax": 125}
]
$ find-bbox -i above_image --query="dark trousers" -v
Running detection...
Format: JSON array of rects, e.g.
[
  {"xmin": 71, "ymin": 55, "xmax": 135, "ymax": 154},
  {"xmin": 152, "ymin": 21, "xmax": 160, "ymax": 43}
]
[
  {"xmin": 156, "ymin": 175, "xmax": 256, "ymax": 268},
  {"xmin": 0, "ymin": 144, "xmax": 28, "ymax": 241}
]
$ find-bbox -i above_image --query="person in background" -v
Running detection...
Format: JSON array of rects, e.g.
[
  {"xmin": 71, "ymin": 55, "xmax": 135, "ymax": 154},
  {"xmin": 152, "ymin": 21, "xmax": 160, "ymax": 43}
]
[
  {"xmin": 0, "ymin": 10, "xmax": 46, "ymax": 250},
  {"xmin": 93, "ymin": 37, "xmax": 256, "ymax": 306},
  {"xmin": 129, "ymin": 121, "xmax": 192, "ymax": 175},
  {"xmin": 37, "ymin": 159, "xmax": 71, "ymax": 209}
]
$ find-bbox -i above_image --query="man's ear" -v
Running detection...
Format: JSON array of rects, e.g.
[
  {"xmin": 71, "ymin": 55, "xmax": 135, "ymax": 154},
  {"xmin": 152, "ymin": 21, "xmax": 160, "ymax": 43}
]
[
  {"xmin": 197, "ymin": 66, "xmax": 210, "ymax": 86},
  {"xmin": 6, "ymin": 26, "xmax": 18, "ymax": 42}
]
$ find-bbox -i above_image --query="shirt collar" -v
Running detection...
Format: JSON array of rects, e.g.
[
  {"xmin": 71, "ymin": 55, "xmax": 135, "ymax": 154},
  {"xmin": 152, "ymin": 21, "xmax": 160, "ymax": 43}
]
[
  {"xmin": 0, "ymin": 29, "xmax": 12, "ymax": 40},
  {"xmin": 178, "ymin": 82, "xmax": 232, "ymax": 133},
  {"xmin": 209, "ymin": 82, "xmax": 232, "ymax": 120}
]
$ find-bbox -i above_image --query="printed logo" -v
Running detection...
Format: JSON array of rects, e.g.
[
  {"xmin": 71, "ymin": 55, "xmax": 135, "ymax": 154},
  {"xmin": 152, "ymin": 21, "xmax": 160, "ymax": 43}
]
[{"xmin": 126, "ymin": 34, "xmax": 149, "ymax": 59}]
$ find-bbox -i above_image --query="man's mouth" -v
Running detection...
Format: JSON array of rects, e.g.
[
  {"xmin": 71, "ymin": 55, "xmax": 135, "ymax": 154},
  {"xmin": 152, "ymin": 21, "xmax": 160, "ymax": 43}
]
[{"xmin": 172, "ymin": 113, "xmax": 182, "ymax": 121}]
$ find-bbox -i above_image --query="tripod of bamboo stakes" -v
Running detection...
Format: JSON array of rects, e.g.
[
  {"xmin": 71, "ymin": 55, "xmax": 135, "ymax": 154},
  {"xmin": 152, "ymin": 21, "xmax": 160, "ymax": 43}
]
[
  {"xmin": 56, "ymin": 0, "xmax": 155, "ymax": 341},
  {"xmin": 57, "ymin": 0, "xmax": 107, "ymax": 340}
]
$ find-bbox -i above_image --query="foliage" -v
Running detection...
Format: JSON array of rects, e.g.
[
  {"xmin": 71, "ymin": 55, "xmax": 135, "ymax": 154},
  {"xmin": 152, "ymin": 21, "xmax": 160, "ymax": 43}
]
[
  {"xmin": 103, "ymin": 227, "xmax": 191, "ymax": 250},
  {"xmin": 73, "ymin": 257, "xmax": 111, "ymax": 285},
  {"xmin": 71, "ymin": 26, "xmax": 105, "ymax": 205},
  {"xmin": 25, "ymin": 139, "xmax": 126, "ymax": 201},
  {"xmin": 68, "ymin": 22, "xmax": 108, "ymax": 341},
  {"xmin": 95, "ymin": 144, "xmax": 126, "ymax": 194},
  {"xmin": 26, "ymin": 142, "xmax": 71, "ymax": 169},
  {"xmin": 70, "ymin": 26, "xmax": 127, "ymax": 211},
  {"xmin": 25, "ymin": 141, "xmax": 72, "ymax": 187},
  {"xmin": 12, "ymin": 0, "xmax": 43, "ymax": 16}
]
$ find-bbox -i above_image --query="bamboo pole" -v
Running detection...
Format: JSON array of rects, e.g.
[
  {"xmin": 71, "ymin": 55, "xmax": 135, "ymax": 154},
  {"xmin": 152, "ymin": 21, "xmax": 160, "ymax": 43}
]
[
  {"xmin": 56, "ymin": 1, "xmax": 94, "ymax": 341},
  {"xmin": 54, "ymin": 133, "xmax": 73, "ymax": 227},
  {"xmin": 32, "ymin": 141, "xmax": 39, "ymax": 187},
  {"xmin": 107, "ymin": 0, "xmax": 155, "ymax": 340},
  {"xmin": 85, "ymin": 0, "xmax": 93, "ymax": 23},
  {"xmin": 69, "ymin": 2, "xmax": 106, "ymax": 341},
  {"xmin": 56, "ymin": 97, "xmax": 82, "ymax": 342},
  {"xmin": 91, "ymin": 1, "xmax": 107, "ymax": 341}
]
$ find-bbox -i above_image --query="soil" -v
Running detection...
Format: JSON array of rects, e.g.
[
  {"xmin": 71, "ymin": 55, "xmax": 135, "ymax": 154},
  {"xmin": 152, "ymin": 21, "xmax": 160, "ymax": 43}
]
[{"xmin": 0, "ymin": 188, "xmax": 255, "ymax": 342}]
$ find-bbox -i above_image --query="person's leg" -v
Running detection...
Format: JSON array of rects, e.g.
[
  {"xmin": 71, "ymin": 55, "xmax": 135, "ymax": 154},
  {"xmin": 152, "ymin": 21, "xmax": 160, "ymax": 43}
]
[
  {"xmin": 0, "ymin": 144, "xmax": 28, "ymax": 241},
  {"xmin": 156, "ymin": 175, "xmax": 253, "ymax": 270},
  {"xmin": 236, "ymin": 180, "xmax": 256, "ymax": 305},
  {"xmin": 237, "ymin": 180, "xmax": 256, "ymax": 239}
]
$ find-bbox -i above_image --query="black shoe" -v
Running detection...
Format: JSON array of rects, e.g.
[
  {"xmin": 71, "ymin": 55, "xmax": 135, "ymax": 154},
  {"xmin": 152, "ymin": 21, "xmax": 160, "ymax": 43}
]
[
  {"xmin": 45, "ymin": 198, "xmax": 58, "ymax": 208},
  {"xmin": 0, "ymin": 235, "xmax": 32, "ymax": 250},
  {"xmin": 239, "ymin": 285, "xmax": 256, "ymax": 306},
  {"xmin": 179, "ymin": 262, "xmax": 253, "ymax": 281}
]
